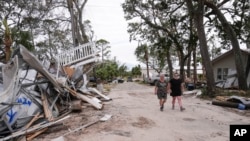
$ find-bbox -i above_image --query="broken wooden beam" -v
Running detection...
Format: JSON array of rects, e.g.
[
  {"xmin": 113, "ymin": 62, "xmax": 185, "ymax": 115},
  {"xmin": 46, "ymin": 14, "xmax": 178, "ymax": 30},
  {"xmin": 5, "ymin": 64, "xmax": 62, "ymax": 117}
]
[
  {"xmin": 41, "ymin": 91, "xmax": 54, "ymax": 121},
  {"xmin": 70, "ymin": 100, "xmax": 82, "ymax": 111},
  {"xmin": 64, "ymin": 86, "xmax": 103, "ymax": 110},
  {"xmin": 87, "ymin": 87, "xmax": 111, "ymax": 101},
  {"xmin": 26, "ymin": 128, "xmax": 48, "ymax": 141},
  {"xmin": 1, "ymin": 115, "xmax": 70, "ymax": 141},
  {"xmin": 24, "ymin": 113, "xmax": 41, "ymax": 129}
]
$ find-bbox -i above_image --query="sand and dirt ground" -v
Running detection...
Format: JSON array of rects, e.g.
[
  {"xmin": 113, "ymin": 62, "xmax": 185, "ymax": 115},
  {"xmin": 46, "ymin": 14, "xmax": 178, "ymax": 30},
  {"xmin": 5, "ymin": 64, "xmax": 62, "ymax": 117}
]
[{"xmin": 34, "ymin": 82, "xmax": 250, "ymax": 141}]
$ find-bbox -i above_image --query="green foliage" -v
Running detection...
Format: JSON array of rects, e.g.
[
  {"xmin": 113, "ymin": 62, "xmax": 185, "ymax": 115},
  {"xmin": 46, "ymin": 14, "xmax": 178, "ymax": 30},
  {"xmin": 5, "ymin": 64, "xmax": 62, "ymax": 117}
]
[
  {"xmin": 118, "ymin": 64, "xmax": 128, "ymax": 77},
  {"xmin": 197, "ymin": 87, "xmax": 214, "ymax": 99},
  {"xmin": 95, "ymin": 61, "xmax": 119, "ymax": 80},
  {"xmin": 11, "ymin": 27, "xmax": 34, "ymax": 51},
  {"xmin": 3, "ymin": 18, "xmax": 10, "ymax": 37},
  {"xmin": 0, "ymin": 0, "xmax": 94, "ymax": 61},
  {"xmin": 198, "ymin": 87, "xmax": 208, "ymax": 97},
  {"xmin": 131, "ymin": 65, "xmax": 141, "ymax": 77},
  {"xmin": 134, "ymin": 43, "xmax": 148, "ymax": 62},
  {"xmin": 93, "ymin": 60, "xmax": 139, "ymax": 81}
]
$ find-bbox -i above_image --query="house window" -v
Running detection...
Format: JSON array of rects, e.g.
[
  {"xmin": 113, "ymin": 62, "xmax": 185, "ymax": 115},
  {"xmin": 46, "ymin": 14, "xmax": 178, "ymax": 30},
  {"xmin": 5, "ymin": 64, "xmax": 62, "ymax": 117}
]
[
  {"xmin": 222, "ymin": 68, "xmax": 228, "ymax": 80},
  {"xmin": 217, "ymin": 68, "xmax": 228, "ymax": 80}
]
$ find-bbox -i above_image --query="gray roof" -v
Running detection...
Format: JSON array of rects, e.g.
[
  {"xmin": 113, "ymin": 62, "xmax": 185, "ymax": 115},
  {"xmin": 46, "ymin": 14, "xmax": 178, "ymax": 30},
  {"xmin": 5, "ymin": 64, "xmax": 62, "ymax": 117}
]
[{"xmin": 212, "ymin": 49, "xmax": 250, "ymax": 64}]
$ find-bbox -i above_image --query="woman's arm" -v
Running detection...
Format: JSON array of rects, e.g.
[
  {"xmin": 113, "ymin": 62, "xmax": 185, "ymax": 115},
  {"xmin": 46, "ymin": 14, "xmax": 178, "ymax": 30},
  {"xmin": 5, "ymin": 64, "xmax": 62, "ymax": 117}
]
[
  {"xmin": 181, "ymin": 82, "xmax": 185, "ymax": 92},
  {"xmin": 167, "ymin": 82, "xmax": 171, "ymax": 93}
]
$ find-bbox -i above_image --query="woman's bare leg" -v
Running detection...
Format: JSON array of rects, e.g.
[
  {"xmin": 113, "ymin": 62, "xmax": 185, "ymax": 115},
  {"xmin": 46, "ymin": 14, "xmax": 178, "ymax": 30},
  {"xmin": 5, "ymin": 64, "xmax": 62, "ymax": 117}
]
[
  {"xmin": 172, "ymin": 97, "xmax": 176, "ymax": 109},
  {"xmin": 177, "ymin": 96, "xmax": 185, "ymax": 111}
]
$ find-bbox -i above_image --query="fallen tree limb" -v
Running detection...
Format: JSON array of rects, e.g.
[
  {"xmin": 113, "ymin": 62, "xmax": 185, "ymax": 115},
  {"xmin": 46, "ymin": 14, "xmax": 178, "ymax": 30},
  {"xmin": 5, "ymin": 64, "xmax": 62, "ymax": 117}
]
[
  {"xmin": 212, "ymin": 100, "xmax": 250, "ymax": 109},
  {"xmin": 212, "ymin": 100, "xmax": 239, "ymax": 108}
]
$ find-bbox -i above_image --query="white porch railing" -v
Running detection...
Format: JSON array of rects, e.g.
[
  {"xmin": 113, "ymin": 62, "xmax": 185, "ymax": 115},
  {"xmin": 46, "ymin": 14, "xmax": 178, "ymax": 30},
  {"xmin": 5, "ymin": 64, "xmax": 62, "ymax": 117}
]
[{"xmin": 56, "ymin": 42, "xmax": 97, "ymax": 66}]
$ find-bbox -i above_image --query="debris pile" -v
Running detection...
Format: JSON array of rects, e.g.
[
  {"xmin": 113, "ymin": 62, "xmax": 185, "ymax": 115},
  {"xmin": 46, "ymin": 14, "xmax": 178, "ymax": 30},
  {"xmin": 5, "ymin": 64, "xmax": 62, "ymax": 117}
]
[
  {"xmin": 0, "ymin": 44, "xmax": 111, "ymax": 141},
  {"xmin": 212, "ymin": 95, "xmax": 250, "ymax": 110}
]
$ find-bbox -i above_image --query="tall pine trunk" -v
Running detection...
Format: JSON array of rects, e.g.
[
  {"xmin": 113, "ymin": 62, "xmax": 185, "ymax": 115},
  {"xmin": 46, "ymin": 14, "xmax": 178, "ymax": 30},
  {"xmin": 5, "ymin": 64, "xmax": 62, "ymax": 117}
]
[
  {"xmin": 186, "ymin": 0, "xmax": 216, "ymax": 96},
  {"xmin": 205, "ymin": 1, "xmax": 248, "ymax": 90}
]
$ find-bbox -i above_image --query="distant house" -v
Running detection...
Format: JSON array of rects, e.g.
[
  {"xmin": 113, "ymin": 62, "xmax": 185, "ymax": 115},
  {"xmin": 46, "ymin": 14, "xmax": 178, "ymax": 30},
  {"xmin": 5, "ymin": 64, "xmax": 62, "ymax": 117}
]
[
  {"xmin": 141, "ymin": 64, "xmax": 205, "ymax": 83},
  {"xmin": 173, "ymin": 64, "xmax": 204, "ymax": 81},
  {"xmin": 211, "ymin": 49, "xmax": 250, "ymax": 88},
  {"xmin": 141, "ymin": 68, "xmax": 167, "ymax": 79}
]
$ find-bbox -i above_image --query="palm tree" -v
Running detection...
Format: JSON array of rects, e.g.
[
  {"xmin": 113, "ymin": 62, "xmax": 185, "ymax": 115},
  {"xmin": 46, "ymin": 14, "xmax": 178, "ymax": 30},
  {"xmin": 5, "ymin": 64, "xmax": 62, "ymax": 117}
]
[{"xmin": 3, "ymin": 18, "xmax": 12, "ymax": 62}]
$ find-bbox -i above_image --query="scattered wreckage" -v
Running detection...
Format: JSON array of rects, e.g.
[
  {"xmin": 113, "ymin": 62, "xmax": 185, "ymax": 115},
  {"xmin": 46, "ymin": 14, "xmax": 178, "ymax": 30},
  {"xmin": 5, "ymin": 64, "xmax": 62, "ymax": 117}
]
[
  {"xmin": 212, "ymin": 95, "xmax": 250, "ymax": 110},
  {"xmin": 0, "ymin": 43, "xmax": 111, "ymax": 140}
]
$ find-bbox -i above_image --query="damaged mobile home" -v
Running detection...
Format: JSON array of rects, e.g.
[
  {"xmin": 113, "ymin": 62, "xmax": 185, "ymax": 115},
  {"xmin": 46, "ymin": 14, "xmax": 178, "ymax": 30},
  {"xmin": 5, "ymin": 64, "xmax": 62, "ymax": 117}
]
[
  {"xmin": 0, "ymin": 43, "xmax": 111, "ymax": 140},
  {"xmin": 212, "ymin": 49, "xmax": 250, "ymax": 89}
]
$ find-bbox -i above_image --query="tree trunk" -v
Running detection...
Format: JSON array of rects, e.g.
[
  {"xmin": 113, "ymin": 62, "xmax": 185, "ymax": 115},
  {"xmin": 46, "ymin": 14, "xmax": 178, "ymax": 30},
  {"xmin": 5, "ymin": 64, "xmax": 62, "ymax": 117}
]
[
  {"xmin": 67, "ymin": 0, "xmax": 76, "ymax": 47},
  {"xmin": 5, "ymin": 36, "xmax": 12, "ymax": 62},
  {"xmin": 5, "ymin": 44, "xmax": 11, "ymax": 62},
  {"xmin": 179, "ymin": 52, "xmax": 186, "ymax": 81},
  {"xmin": 75, "ymin": 0, "xmax": 89, "ymax": 43},
  {"xmin": 186, "ymin": 0, "xmax": 216, "ymax": 96},
  {"xmin": 145, "ymin": 50, "xmax": 150, "ymax": 81},
  {"xmin": 204, "ymin": 1, "xmax": 248, "ymax": 90},
  {"xmin": 166, "ymin": 48, "xmax": 173, "ymax": 79},
  {"xmin": 193, "ymin": 47, "xmax": 198, "ymax": 86},
  {"xmin": 187, "ymin": 55, "xmax": 191, "ymax": 78}
]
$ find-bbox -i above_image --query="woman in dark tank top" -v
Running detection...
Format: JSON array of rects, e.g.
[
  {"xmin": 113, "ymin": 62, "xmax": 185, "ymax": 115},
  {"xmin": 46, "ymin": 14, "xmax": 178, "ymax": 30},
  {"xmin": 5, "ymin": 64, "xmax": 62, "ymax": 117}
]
[{"xmin": 167, "ymin": 73, "xmax": 185, "ymax": 111}]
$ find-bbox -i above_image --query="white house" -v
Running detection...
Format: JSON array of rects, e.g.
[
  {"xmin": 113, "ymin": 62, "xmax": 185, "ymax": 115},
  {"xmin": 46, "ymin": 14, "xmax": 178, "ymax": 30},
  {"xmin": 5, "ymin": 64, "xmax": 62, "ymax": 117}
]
[{"xmin": 211, "ymin": 49, "xmax": 250, "ymax": 88}]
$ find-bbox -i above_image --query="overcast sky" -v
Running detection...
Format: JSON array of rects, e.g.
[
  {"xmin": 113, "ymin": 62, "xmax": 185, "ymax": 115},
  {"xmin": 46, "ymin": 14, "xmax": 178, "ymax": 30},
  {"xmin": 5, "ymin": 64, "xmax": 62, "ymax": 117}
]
[{"xmin": 84, "ymin": 0, "xmax": 143, "ymax": 69}]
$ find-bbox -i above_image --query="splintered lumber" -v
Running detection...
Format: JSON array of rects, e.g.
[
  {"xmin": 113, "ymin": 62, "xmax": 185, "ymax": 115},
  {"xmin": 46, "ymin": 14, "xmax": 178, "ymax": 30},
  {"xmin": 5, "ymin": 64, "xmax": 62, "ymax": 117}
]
[
  {"xmin": 52, "ymin": 114, "xmax": 112, "ymax": 141},
  {"xmin": 20, "ymin": 46, "xmax": 64, "ymax": 92},
  {"xmin": 26, "ymin": 128, "xmax": 48, "ymax": 141},
  {"xmin": 61, "ymin": 120, "xmax": 99, "ymax": 136},
  {"xmin": 63, "ymin": 67, "xmax": 75, "ymax": 78},
  {"xmin": 51, "ymin": 121, "xmax": 98, "ymax": 141},
  {"xmin": 18, "ymin": 113, "xmax": 41, "ymax": 141},
  {"xmin": 65, "ymin": 86, "xmax": 103, "ymax": 110},
  {"xmin": 87, "ymin": 87, "xmax": 111, "ymax": 101},
  {"xmin": 70, "ymin": 100, "xmax": 82, "ymax": 111},
  {"xmin": 41, "ymin": 91, "xmax": 54, "ymax": 121},
  {"xmin": 1, "ymin": 115, "xmax": 70, "ymax": 141},
  {"xmin": 75, "ymin": 93, "xmax": 102, "ymax": 110},
  {"xmin": 24, "ymin": 113, "xmax": 41, "ymax": 129}
]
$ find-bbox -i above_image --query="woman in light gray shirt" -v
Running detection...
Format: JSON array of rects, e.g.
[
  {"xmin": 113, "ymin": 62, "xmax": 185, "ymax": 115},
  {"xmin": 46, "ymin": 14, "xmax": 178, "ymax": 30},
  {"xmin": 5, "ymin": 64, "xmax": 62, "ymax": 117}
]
[{"xmin": 154, "ymin": 74, "xmax": 168, "ymax": 111}]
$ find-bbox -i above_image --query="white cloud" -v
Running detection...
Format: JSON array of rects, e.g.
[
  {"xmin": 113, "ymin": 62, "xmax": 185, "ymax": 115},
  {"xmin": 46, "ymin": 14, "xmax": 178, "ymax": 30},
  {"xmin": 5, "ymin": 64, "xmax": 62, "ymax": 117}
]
[{"xmin": 84, "ymin": 0, "xmax": 143, "ymax": 69}]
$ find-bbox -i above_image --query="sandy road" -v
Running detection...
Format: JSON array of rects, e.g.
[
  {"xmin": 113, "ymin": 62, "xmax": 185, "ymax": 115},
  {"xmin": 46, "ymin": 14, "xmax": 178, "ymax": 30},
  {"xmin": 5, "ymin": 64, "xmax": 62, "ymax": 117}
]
[{"xmin": 36, "ymin": 82, "xmax": 250, "ymax": 141}]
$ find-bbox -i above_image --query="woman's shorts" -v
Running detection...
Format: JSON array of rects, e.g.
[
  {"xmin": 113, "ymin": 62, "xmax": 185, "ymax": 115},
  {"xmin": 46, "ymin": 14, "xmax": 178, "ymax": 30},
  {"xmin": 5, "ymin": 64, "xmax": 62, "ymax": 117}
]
[
  {"xmin": 170, "ymin": 92, "xmax": 182, "ymax": 97},
  {"xmin": 157, "ymin": 93, "xmax": 167, "ymax": 99}
]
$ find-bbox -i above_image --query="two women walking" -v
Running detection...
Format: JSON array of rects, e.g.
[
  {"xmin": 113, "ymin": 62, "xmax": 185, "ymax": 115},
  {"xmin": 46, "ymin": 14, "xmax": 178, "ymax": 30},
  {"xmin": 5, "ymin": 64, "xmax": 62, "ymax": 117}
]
[{"xmin": 154, "ymin": 73, "xmax": 185, "ymax": 111}]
